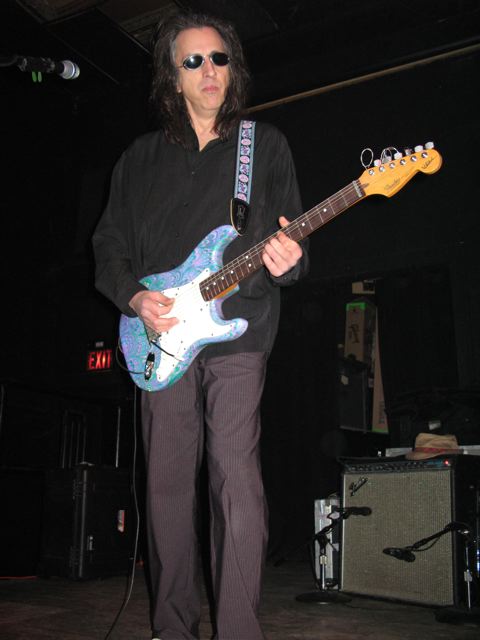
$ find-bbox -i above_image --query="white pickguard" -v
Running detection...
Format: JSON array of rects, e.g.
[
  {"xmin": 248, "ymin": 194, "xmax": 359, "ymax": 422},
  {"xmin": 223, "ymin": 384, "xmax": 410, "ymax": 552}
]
[{"xmin": 152, "ymin": 269, "xmax": 238, "ymax": 384}]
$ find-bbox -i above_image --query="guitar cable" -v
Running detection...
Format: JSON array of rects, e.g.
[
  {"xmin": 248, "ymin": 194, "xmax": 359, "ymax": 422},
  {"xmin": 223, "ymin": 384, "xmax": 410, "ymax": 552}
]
[
  {"xmin": 149, "ymin": 337, "xmax": 181, "ymax": 361},
  {"xmin": 115, "ymin": 339, "xmax": 153, "ymax": 376},
  {"xmin": 115, "ymin": 339, "xmax": 144, "ymax": 375},
  {"xmin": 103, "ymin": 383, "xmax": 141, "ymax": 640},
  {"xmin": 116, "ymin": 333, "xmax": 181, "ymax": 380}
]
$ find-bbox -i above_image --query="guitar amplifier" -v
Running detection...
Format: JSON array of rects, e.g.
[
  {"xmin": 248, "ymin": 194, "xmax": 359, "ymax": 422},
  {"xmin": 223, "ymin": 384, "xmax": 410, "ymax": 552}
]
[
  {"xmin": 340, "ymin": 455, "xmax": 480, "ymax": 606},
  {"xmin": 39, "ymin": 464, "xmax": 135, "ymax": 580}
]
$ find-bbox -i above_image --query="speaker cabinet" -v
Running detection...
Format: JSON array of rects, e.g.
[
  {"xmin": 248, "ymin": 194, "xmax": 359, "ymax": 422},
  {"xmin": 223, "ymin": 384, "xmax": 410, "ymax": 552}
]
[{"xmin": 340, "ymin": 456, "xmax": 480, "ymax": 606}]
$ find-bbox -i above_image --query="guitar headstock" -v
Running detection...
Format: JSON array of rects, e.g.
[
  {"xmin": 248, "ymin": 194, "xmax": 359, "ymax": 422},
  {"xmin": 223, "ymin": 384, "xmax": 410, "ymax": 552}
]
[{"xmin": 359, "ymin": 143, "xmax": 442, "ymax": 198}]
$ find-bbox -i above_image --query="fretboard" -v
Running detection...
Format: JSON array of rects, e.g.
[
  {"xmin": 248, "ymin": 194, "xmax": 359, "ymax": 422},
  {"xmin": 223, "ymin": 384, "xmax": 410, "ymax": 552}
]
[{"xmin": 200, "ymin": 179, "xmax": 365, "ymax": 301}]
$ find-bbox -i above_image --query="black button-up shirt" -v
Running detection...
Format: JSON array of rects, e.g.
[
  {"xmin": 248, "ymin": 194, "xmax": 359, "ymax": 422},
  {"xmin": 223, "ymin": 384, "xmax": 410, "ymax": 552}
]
[{"xmin": 93, "ymin": 121, "xmax": 309, "ymax": 358}]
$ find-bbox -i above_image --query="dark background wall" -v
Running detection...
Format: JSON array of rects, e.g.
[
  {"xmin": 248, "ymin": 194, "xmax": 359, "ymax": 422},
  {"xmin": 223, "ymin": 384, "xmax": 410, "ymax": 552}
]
[
  {"xmin": 255, "ymin": 47, "xmax": 480, "ymax": 553},
  {"xmin": 1, "ymin": 2, "xmax": 480, "ymax": 568}
]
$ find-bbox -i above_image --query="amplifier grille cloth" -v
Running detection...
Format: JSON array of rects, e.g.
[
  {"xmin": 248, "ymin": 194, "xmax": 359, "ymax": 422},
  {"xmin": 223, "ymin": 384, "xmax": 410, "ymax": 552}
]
[{"xmin": 341, "ymin": 469, "xmax": 454, "ymax": 606}]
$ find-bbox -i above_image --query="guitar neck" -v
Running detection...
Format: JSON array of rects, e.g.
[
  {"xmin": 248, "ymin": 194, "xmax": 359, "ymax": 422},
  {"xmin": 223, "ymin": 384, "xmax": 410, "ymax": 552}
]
[{"xmin": 200, "ymin": 179, "xmax": 365, "ymax": 301}]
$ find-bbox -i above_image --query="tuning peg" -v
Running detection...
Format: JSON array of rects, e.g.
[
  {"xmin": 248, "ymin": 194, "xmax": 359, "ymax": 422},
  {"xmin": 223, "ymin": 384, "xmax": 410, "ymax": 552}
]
[
  {"xmin": 404, "ymin": 148, "xmax": 412, "ymax": 156},
  {"xmin": 394, "ymin": 152, "xmax": 403, "ymax": 160},
  {"xmin": 425, "ymin": 141, "xmax": 434, "ymax": 149},
  {"xmin": 374, "ymin": 159, "xmax": 382, "ymax": 167},
  {"xmin": 414, "ymin": 145, "xmax": 424, "ymax": 152}
]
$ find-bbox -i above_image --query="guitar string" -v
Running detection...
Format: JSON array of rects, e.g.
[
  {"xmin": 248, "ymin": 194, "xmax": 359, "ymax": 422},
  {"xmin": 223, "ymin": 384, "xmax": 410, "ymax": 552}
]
[
  {"xmin": 141, "ymin": 179, "xmax": 363, "ymax": 334},
  {"xmin": 200, "ymin": 149, "xmax": 434, "ymax": 298},
  {"xmin": 201, "ymin": 180, "xmax": 363, "ymax": 298},
  {"xmin": 206, "ymin": 181, "xmax": 361, "ymax": 280},
  {"xmin": 139, "ymin": 279, "xmax": 241, "ymax": 356}
]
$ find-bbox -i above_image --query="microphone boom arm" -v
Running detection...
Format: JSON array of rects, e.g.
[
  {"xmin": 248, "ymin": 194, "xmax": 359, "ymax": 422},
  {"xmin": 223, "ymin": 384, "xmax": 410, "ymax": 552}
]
[{"xmin": 410, "ymin": 521, "xmax": 472, "ymax": 551}]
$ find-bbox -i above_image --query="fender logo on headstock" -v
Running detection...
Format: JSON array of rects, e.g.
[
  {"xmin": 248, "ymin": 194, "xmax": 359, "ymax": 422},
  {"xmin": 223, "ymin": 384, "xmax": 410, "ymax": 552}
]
[{"xmin": 383, "ymin": 177, "xmax": 402, "ymax": 193}]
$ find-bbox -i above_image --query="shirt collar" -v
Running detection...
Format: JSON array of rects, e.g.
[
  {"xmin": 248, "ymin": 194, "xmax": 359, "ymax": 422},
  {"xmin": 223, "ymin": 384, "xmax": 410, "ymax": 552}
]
[{"xmin": 185, "ymin": 121, "xmax": 236, "ymax": 152}]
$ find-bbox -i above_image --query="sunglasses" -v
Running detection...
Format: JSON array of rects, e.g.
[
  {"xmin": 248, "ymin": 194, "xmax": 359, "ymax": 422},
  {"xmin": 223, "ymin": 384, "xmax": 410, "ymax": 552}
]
[{"xmin": 178, "ymin": 52, "xmax": 230, "ymax": 71}]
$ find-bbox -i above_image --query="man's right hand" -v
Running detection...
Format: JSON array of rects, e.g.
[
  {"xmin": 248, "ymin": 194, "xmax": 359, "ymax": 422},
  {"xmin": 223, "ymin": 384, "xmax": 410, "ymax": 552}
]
[{"xmin": 129, "ymin": 290, "xmax": 178, "ymax": 334}]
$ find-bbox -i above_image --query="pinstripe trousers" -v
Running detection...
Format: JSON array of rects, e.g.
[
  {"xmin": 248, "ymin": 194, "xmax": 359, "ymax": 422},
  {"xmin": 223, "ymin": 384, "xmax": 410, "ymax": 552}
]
[{"xmin": 141, "ymin": 352, "xmax": 269, "ymax": 640}]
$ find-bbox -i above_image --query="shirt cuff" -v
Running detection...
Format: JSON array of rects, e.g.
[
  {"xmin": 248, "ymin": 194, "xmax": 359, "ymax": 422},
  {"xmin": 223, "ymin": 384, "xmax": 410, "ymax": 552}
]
[{"xmin": 269, "ymin": 261, "xmax": 303, "ymax": 287}]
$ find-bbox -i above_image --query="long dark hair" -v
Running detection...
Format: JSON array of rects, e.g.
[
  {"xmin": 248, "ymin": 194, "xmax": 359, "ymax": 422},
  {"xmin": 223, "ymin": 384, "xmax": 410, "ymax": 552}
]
[{"xmin": 150, "ymin": 12, "xmax": 251, "ymax": 147}]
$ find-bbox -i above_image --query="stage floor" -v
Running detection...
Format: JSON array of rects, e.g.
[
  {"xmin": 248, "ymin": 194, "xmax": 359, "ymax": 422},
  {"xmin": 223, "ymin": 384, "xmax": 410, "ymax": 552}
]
[{"xmin": 0, "ymin": 560, "xmax": 478, "ymax": 639}]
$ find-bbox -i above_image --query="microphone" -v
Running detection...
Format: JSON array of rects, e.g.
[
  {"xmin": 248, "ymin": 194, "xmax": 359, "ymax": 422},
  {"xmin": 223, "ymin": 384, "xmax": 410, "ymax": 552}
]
[
  {"xmin": 383, "ymin": 547, "xmax": 416, "ymax": 562},
  {"xmin": 444, "ymin": 521, "xmax": 471, "ymax": 534},
  {"xmin": 16, "ymin": 56, "xmax": 80, "ymax": 79},
  {"xmin": 329, "ymin": 506, "xmax": 372, "ymax": 519}
]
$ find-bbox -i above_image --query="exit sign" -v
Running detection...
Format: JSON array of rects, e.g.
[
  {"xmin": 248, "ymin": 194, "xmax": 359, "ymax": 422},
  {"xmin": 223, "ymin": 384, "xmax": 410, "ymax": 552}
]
[{"xmin": 86, "ymin": 348, "xmax": 113, "ymax": 372}]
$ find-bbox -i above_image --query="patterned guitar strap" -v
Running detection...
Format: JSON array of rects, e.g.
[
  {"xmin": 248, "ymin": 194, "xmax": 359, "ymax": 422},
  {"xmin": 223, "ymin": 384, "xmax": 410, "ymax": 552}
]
[{"xmin": 230, "ymin": 119, "xmax": 256, "ymax": 235}]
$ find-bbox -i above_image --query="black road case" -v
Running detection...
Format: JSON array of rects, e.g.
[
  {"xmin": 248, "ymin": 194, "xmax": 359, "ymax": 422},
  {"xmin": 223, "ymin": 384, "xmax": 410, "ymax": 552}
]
[{"xmin": 39, "ymin": 464, "xmax": 135, "ymax": 579}]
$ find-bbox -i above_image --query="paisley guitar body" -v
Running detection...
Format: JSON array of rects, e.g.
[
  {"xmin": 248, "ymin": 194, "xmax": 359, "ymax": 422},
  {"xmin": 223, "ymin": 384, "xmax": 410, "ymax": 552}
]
[{"xmin": 119, "ymin": 225, "xmax": 248, "ymax": 392}]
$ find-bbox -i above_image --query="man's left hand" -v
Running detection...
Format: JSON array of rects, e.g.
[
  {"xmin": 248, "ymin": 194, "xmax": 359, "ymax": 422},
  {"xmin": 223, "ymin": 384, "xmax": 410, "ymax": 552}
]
[{"xmin": 262, "ymin": 216, "xmax": 303, "ymax": 277}]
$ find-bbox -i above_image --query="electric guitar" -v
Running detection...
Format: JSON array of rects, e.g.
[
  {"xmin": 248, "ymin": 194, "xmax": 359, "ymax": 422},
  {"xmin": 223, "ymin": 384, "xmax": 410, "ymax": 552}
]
[{"xmin": 119, "ymin": 143, "xmax": 442, "ymax": 391}]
